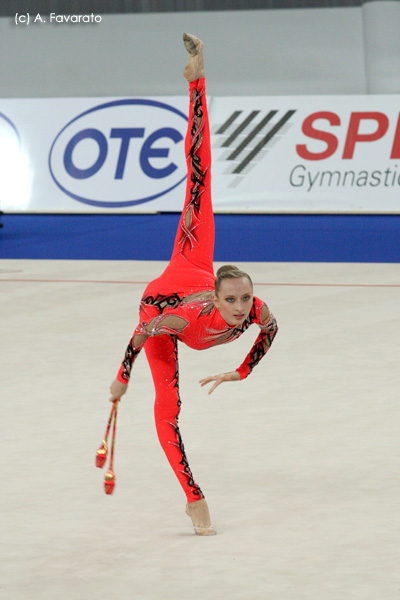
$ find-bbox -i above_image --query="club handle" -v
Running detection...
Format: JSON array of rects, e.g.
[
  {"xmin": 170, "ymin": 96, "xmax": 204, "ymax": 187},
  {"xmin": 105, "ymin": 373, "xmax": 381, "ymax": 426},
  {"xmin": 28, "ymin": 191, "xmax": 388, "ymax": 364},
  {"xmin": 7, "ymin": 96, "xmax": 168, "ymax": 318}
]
[{"xmin": 108, "ymin": 401, "xmax": 118, "ymax": 471}]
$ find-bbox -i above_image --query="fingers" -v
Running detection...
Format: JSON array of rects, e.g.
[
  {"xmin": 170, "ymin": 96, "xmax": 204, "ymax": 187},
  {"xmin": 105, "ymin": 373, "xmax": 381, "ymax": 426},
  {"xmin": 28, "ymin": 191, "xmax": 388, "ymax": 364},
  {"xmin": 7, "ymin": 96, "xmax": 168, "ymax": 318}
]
[
  {"xmin": 109, "ymin": 390, "xmax": 119, "ymax": 402},
  {"xmin": 199, "ymin": 371, "xmax": 240, "ymax": 395},
  {"xmin": 199, "ymin": 375, "xmax": 219, "ymax": 387},
  {"xmin": 199, "ymin": 374, "xmax": 224, "ymax": 395},
  {"xmin": 208, "ymin": 379, "xmax": 221, "ymax": 395},
  {"xmin": 199, "ymin": 375, "xmax": 214, "ymax": 387},
  {"xmin": 109, "ymin": 389, "xmax": 121, "ymax": 403},
  {"xmin": 109, "ymin": 379, "xmax": 128, "ymax": 400}
]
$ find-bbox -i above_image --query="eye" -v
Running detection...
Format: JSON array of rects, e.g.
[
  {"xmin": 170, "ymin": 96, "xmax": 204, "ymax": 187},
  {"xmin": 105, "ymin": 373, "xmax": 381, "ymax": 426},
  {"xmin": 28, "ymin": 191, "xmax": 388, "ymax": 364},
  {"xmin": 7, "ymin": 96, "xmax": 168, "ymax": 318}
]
[
  {"xmin": 242, "ymin": 295, "xmax": 251, "ymax": 301},
  {"xmin": 225, "ymin": 297, "xmax": 235, "ymax": 303}
]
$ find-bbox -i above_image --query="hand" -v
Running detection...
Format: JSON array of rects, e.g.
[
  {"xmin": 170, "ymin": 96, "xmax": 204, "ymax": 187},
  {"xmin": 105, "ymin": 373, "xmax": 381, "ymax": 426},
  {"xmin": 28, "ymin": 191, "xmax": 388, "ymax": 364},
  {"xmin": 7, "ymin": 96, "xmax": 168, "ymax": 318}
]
[
  {"xmin": 199, "ymin": 371, "xmax": 240, "ymax": 395},
  {"xmin": 109, "ymin": 378, "xmax": 128, "ymax": 402}
]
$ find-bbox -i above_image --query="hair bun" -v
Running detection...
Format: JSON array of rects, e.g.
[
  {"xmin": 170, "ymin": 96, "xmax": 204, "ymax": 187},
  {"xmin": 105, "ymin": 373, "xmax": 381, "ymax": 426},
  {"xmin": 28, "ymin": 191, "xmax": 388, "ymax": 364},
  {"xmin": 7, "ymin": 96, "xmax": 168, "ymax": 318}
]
[
  {"xmin": 216, "ymin": 264, "xmax": 239, "ymax": 277},
  {"xmin": 214, "ymin": 264, "xmax": 253, "ymax": 293}
]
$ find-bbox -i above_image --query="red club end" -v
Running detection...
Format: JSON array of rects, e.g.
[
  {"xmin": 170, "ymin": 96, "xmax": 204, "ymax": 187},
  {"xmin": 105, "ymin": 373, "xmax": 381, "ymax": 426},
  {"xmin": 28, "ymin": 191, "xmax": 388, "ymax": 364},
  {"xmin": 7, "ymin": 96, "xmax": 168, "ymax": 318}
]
[
  {"xmin": 104, "ymin": 469, "xmax": 116, "ymax": 495},
  {"xmin": 95, "ymin": 442, "xmax": 108, "ymax": 468}
]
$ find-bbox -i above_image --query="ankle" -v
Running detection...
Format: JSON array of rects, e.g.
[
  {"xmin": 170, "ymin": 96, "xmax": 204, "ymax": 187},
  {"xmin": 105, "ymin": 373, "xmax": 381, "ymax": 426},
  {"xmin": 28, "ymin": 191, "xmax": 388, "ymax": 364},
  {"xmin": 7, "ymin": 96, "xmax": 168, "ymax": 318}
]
[{"xmin": 186, "ymin": 498, "xmax": 217, "ymax": 536}]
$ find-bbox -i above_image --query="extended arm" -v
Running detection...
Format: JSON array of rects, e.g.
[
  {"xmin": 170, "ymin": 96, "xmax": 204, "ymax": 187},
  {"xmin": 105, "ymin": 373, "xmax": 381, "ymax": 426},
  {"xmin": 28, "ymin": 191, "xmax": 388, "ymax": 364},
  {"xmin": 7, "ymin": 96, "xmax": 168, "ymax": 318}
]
[
  {"xmin": 199, "ymin": 305, "xmax": 278, "ymax": 395},
  {"xmin": 109, "ymin": 314, "xmax": 188, "ymax": 400},
  {"xmin": 236, "ymin": 310, "xmax": 278, "ymax": 380}
]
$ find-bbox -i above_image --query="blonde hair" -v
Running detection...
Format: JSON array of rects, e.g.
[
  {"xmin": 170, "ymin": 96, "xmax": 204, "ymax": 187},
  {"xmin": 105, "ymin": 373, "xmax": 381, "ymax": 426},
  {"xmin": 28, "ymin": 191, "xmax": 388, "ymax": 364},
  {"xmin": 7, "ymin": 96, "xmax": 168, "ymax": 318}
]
[{"xmin": 214, "ymin": 264, "xmax": 253, "ymax": 294}]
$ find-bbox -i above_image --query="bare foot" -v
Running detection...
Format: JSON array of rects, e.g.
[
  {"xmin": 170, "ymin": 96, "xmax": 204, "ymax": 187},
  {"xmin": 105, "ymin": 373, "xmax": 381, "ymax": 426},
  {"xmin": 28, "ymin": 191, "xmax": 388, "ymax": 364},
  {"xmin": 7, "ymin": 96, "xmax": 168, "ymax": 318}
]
[{"xmin": 183, "ymin": 32, "xmax": 205, "ymax": 82}]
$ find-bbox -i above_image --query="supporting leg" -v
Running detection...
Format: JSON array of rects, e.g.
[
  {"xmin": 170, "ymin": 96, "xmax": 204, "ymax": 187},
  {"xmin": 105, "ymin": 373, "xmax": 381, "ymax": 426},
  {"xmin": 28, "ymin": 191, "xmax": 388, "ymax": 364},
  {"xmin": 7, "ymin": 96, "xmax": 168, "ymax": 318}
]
[{"xmin": 144, "ymin": 335, "xmax": 204, "ymax": 503}]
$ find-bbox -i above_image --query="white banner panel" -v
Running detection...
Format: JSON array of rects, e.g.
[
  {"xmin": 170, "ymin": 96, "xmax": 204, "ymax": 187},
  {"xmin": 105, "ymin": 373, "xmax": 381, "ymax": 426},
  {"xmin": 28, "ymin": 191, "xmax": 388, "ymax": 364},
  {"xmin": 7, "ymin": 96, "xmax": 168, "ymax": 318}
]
[
  {"xmin": 0, "ymin": 96, "xmax": 189, "ymax": 213},
  {"xmin": 210, "ymin": 95, "xmax": 400, "ymax": 213},
  {"xmin": 1, "ymin": 94, "xmax": 399, "ymax": 213}
]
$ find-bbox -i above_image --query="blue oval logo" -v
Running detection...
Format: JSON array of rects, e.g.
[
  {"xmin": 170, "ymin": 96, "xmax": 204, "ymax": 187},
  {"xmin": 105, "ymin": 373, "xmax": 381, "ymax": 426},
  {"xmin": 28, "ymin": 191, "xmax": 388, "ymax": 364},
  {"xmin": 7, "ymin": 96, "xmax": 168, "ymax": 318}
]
[
  {"xmin": 49, "ymin": 99, "xmax": 188, "ymax": 208},
  {"xmin": 0, "ymin": 112, "xmax": 21, "ymax": 147}
]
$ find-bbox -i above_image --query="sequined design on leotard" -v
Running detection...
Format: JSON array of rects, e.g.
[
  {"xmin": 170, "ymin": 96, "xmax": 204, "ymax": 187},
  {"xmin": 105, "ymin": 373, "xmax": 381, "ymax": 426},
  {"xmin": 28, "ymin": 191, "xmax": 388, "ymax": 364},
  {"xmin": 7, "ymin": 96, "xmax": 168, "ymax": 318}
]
[{"xmin": 117, "ymin": 295, "xmax": 278, "ymax": 384}]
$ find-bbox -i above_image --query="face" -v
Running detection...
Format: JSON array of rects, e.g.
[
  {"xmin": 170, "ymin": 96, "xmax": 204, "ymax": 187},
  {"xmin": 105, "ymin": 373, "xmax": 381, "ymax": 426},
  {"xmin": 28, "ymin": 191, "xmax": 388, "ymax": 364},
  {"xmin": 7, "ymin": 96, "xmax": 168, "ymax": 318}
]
[{"xmin": 213, "ymin": 277, "xmax": 253, "ymax": 326}]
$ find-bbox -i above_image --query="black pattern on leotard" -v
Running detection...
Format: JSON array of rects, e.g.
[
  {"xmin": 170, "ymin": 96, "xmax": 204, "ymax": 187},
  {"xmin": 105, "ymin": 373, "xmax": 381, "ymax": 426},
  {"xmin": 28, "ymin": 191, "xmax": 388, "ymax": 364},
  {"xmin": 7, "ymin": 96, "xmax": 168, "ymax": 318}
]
[
  {"xmin": 244, "ymin": 314, "xmax": 278, "ymax": 375},
  {"xmin": 178, "ymin": 84, "xmax": 208, "ymax": 256},
  {"xmin": 142, "ymin": 292, "xmax": 183, "ymax": 314},
  {"xmin": 168, "ymin": 336, "xmax": 204, "ymax": 499},
  {"xmin": 121, "ymin": 339, "xmax": 142, "ymax": 382}
]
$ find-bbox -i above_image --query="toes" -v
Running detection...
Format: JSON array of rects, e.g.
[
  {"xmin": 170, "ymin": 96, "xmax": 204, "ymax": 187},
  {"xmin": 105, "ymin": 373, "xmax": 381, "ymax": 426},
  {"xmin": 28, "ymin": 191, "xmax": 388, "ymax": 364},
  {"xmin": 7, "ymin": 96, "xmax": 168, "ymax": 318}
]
[{"xmin": 183, "ymin": 32, "xmax": 199, "ymax": 56}]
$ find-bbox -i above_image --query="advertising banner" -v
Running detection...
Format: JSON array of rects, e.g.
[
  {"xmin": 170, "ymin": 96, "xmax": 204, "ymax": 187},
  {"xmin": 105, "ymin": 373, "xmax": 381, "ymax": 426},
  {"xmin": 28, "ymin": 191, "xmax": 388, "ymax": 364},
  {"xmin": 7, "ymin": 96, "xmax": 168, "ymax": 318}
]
[
  {"xmin": 1, "ymin": 94, "xmax": 399, "ymax": 213},
  {"xmin": 210, "ymin": 95, "xmax": 400, "ymax": 214},
  {"xmin": 0, "ymin": 96, "xmax": 189, "ymax": 213}
]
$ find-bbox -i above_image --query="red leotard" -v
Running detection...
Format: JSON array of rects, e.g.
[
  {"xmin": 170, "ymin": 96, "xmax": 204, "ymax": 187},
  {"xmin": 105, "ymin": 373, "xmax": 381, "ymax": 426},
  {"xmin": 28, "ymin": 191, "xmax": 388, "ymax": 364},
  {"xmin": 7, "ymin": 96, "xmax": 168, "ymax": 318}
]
[{"xmin": 116, "ymin": 79, "xmax": 278, "ymax": 502}]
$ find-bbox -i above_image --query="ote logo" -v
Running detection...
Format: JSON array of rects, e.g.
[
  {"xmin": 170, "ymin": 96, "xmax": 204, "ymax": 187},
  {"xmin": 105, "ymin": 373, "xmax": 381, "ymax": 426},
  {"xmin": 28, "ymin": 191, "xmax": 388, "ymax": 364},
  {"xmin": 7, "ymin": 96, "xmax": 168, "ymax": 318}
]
[{"xmin": 49, "ymin": 99, "xmax": 188, "ymax": 208}]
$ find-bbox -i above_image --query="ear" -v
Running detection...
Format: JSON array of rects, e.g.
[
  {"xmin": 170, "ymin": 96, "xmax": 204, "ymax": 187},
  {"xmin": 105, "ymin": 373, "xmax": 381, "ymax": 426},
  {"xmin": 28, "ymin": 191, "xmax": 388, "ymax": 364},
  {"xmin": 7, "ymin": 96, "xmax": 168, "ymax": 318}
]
[{"xmin": 212, "ymin": 293, "xmax": 220, "ymax": 309}]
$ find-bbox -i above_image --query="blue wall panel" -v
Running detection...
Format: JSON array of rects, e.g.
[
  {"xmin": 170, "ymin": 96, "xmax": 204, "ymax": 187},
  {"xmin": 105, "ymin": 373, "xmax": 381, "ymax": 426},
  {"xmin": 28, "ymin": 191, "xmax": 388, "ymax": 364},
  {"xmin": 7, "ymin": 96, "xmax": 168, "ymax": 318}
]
[{"xmin": 0, "ymin": 214, "xmax": 399, "ymax": 263}]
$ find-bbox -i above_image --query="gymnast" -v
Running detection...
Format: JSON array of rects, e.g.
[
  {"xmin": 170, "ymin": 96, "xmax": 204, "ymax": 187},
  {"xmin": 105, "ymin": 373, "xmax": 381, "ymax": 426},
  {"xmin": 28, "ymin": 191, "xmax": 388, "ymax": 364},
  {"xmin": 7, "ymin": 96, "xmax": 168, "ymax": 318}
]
[{"xmin": 109, "ymin": 33, "xmax": 278, "ymax": 536}]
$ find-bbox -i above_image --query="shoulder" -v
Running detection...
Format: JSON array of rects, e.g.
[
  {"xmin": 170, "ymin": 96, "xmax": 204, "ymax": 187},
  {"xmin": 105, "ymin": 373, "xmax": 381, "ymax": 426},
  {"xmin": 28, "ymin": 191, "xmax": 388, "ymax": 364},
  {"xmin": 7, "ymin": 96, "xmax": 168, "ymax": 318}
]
[{"xmin": 252, "ymin": 296, "xmax": 271, "ymax": 327}]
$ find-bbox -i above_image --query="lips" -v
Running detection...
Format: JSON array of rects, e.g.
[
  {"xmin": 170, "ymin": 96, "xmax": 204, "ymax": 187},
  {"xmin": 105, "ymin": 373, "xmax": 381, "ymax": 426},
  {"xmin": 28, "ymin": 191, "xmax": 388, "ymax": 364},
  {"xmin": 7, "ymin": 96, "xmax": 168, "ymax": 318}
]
[{"xmin": 234, "ymin": 314, "xmax": 245, "ymax": 320}]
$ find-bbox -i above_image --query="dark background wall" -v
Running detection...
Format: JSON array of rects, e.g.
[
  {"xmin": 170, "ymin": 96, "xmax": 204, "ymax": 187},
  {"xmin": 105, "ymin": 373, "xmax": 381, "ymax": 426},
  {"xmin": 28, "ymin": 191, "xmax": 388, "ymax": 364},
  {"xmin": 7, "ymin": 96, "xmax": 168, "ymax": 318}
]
[{"xmin": 0, "ymin": 0, "xmax": 366, "ymax": 17}]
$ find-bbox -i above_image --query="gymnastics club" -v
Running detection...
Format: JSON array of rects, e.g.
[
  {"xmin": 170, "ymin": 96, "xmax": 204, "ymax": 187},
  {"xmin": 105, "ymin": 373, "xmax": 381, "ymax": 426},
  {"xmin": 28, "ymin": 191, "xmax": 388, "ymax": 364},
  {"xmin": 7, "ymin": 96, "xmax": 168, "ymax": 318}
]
[
  {"xmin": 95, "ymin": 401, "xmax": 117, "ymax": 468},
  {"xmin": 104, "ymin": 399, "xmax": 119, "ymax": 494}
]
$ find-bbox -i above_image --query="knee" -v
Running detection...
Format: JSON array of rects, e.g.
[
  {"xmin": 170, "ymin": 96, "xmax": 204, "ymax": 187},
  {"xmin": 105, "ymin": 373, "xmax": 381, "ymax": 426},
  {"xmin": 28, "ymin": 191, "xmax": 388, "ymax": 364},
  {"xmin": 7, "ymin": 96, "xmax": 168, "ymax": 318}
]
[{"xmin": 154, "ymin": 395, "xmax": 180, "ymax": 422}]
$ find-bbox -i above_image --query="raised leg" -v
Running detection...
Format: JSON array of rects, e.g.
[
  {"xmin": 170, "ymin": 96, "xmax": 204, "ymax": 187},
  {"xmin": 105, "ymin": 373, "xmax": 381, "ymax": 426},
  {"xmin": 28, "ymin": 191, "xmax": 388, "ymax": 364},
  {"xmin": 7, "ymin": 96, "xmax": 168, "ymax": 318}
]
[{"xmin": 166, "ymin": 34, "xmax": 214, "ymax": 278}]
